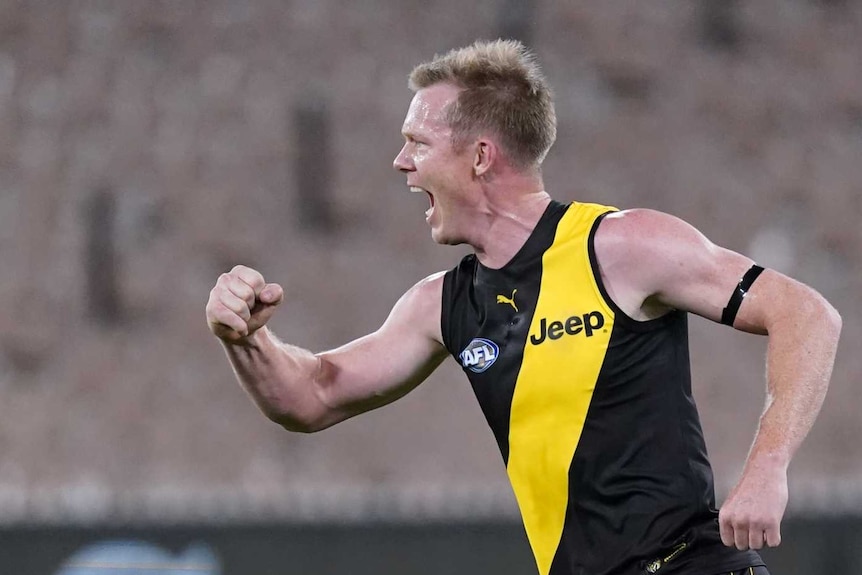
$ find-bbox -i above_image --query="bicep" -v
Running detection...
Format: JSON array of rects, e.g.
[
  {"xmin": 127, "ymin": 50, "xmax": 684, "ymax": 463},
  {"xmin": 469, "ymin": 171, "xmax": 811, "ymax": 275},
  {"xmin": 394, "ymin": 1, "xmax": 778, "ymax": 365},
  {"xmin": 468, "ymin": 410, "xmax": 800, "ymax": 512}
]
[
  {"xmin": 628, "ymin": 211, "xmax": 840, "ymax": 351},
  {"xmin": 608, "ymin": 210, "xmax": 761, "ymax": 329},
  {"xmin": 641, "ymin": 214, "xmax": 826, "ymax": 336},
  {"xmin": 312, "ymin": 274, "xmax": 448, "ymax": 423},
  {"xmin": 652, "ymin": 236, "xmax": 758, "ymax": 328}
]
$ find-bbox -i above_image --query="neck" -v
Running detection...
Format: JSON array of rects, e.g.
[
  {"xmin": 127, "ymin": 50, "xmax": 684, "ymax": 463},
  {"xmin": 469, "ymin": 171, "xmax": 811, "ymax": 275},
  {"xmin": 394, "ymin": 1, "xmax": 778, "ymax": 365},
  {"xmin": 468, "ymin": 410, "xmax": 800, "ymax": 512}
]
[{"xmin": 471, "ymin": 185, "xmax": 552, "ymax": 269}]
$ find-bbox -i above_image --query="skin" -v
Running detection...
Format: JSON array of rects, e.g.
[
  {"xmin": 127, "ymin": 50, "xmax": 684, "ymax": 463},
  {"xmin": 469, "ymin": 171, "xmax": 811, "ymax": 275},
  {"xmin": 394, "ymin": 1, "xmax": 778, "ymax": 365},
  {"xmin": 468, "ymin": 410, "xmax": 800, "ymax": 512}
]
[{"xmin": 206, "ymin": 81, "xmax": 841, "ymax": 553}]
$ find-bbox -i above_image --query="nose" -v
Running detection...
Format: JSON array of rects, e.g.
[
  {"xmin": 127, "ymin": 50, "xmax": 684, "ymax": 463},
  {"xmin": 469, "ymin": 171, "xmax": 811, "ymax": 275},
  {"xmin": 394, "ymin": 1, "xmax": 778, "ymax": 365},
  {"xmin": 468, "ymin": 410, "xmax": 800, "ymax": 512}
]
[{"xmin": 393, "ymin": 143, "xmax": 413, "ymax": 173}]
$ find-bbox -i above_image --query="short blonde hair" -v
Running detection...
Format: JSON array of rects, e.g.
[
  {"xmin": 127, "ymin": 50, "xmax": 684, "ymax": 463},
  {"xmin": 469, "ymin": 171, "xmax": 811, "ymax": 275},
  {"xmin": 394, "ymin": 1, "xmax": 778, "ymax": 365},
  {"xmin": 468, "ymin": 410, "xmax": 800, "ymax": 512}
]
[{"xmin": 409, "ymin": 39, "xmax": 557, "ymax": 170}]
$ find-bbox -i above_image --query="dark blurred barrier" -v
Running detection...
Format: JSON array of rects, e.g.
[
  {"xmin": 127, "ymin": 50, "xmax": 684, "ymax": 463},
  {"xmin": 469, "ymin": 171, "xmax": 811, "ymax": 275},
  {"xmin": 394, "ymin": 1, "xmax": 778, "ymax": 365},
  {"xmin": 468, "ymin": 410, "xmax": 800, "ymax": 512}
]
[{"xmin": 1, "ymin": 516, "xmax": 861, "ymax": 575}]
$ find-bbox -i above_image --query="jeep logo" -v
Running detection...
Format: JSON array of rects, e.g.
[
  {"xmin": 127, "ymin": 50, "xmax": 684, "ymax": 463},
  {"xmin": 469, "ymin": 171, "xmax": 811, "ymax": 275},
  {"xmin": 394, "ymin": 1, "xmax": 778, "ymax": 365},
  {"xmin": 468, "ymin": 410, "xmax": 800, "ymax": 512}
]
[
  {"xmin": 459, "ymin": 338, "xmax": 499, "ymax": 373},
  {"xmin": 529, "ymin": 311, "xmax": 605, "ymax": 345}
]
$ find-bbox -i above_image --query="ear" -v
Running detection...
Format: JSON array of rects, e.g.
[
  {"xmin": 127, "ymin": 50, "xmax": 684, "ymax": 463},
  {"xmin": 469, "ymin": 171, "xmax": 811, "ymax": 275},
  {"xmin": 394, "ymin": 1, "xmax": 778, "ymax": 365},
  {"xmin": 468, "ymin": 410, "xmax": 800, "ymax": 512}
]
[{"xmin": 473, "ymin": 139, "xmax": 497, "ymax": 177}]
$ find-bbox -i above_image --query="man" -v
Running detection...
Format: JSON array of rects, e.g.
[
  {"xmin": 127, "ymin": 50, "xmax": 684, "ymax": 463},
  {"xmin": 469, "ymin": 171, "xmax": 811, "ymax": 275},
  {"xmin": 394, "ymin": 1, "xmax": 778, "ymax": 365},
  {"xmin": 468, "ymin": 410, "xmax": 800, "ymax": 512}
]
[{"xmin": 205, "ymin": 40, "xmax": 841, "ymax": 575}]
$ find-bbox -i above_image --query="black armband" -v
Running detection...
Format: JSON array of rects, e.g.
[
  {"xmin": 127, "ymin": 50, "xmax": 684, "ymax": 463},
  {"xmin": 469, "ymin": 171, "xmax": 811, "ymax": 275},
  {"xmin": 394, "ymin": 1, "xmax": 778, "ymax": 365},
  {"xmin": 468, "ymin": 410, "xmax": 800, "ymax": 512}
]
[{"xmin": 720, "ymin": 264, "xmax": 765, "ymax": 326}]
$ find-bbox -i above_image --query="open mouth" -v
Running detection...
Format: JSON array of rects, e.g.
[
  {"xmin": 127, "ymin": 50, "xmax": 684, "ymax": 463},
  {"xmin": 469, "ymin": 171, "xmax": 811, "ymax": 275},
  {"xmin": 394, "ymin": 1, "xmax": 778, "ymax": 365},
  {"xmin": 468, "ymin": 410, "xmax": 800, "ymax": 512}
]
[{"xmin": 410, "ymin": 186, "xmax": 435, "ymax": 218}]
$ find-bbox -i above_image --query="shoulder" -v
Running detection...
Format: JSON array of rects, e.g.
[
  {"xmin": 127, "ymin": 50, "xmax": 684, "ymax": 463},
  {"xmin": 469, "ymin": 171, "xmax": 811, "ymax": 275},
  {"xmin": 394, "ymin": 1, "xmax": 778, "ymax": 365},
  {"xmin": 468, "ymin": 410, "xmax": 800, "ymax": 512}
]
[
  {"xmin": 412, "ymin": 270, "xmax": 446, "ymax": 299},
  {"xmin": 593, "ymin": 208, "xmax": 730, "ymax": 319},
  {"xmin": 597, "ymin": 208, "xmax": 703, "ymax": 239},
  {"xmin": 595, "ymin": 208, "xmax": 719, "ymax": 263},
  {"xmin": 398, "ymin": 271, "xmax": 445, "ymax": 311},
  {"xmin": 386, "ymin": 271, "xmax": 446, "ymax": 343}
]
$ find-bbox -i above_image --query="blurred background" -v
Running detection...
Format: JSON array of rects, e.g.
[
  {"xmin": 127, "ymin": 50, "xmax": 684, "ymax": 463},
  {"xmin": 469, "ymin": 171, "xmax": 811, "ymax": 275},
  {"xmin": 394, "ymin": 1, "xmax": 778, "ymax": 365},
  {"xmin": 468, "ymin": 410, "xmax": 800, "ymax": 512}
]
[{"xmin": 0, "ymin": 0, "xmax": 860, "ymax": 573}]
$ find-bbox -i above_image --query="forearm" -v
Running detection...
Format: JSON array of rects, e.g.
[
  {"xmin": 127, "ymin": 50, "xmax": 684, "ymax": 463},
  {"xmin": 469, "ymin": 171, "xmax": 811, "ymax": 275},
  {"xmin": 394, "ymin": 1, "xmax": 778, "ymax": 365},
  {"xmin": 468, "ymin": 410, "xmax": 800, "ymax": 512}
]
[
  {"xmin": 746, "ymin": 297, "xmax": 841, "ymax": 470},
  {"xmin": 222, "ymin": 327, "xmax": 328, "ymax": 432}
]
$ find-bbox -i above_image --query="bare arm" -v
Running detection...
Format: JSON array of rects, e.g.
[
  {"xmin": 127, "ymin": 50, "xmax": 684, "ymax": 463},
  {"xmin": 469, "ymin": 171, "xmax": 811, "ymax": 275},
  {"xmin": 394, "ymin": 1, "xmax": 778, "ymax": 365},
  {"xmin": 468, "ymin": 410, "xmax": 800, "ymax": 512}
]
[
  {"xmin": 595, "ymin": 209, "xmax": 841, "ymax": 551},
  {"xmin": 206, "ymin": 265, "xmax": 449, "ymax": 433}
]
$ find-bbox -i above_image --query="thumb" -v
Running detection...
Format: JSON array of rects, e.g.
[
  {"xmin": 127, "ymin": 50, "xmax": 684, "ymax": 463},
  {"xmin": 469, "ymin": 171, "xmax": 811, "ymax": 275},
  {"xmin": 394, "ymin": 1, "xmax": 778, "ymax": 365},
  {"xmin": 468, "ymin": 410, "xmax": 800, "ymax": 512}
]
[
  {"xmin": 246, "ymin": 283, "xmax": 283, "ymax": 334},
  {"xmin": 259, "ymin": 283, "xmax": 284, "ymax": 306}
]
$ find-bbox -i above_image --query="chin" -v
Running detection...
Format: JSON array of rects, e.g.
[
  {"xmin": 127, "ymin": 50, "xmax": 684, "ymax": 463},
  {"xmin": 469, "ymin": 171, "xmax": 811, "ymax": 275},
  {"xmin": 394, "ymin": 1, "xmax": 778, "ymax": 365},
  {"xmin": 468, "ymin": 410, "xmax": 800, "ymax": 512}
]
[{"xmin": 430, "ymin": 228, "xmax": 466, "ymax": 247}]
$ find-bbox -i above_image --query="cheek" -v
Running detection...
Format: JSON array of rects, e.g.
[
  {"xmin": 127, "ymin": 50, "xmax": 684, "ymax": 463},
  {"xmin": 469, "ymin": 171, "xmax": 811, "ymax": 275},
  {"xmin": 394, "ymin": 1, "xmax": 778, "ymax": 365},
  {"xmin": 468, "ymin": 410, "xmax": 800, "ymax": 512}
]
[{"xmin": 413, "ymin": 147, "xmax": 431, "ymax": 165}]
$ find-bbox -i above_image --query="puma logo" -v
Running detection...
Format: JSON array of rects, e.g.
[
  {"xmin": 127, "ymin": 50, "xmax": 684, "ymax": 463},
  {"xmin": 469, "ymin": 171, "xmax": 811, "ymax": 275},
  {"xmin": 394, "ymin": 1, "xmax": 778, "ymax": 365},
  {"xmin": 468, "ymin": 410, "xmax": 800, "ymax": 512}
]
[{"xmin": 496, "ymin": 289, "xmax": 518, "ymax": 312}]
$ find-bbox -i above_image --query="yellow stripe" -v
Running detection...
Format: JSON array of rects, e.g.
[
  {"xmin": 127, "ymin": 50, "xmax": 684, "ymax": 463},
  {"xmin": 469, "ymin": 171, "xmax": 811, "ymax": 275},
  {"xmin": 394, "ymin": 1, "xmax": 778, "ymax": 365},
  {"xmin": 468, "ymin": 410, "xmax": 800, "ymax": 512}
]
[{"xmin": 506, "ymin": 204, "xmax": 614, "ymax": 575}]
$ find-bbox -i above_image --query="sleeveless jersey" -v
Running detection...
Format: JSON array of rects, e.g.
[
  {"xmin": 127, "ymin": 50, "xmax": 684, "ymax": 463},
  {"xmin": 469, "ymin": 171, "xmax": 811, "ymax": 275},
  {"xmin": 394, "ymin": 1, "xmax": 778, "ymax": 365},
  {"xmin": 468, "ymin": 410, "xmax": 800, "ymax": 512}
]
[{"xmin": 440, "ymin": 201, "xmax": 763, "ymax": 575}]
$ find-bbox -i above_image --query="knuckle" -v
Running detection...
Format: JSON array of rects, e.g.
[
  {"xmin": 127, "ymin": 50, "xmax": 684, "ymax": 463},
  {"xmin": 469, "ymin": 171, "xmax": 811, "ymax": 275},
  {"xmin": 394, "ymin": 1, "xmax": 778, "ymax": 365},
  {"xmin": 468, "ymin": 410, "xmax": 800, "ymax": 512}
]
[
  {"xmin": 216, "ymin": 304, "xmax": 239, "ymax": 322},
  {"xmin": 236, "ymin": 285, "xmax": 255, "ymax": 304},
  {"xmin": 227, "ymin": 302, "xmax": 247, "ymax": 318},
  {"xmin": 208, "ymin": 289, "xmax": 224, "ymax": 306},
  {"xmin": 745, "ymin": 517, "xmax": 760, "ymax": 529},
  {"xmin": 210, "ymin": 286, "xmax": 230, "ymax": 306},
  {"xmin": 244, "ymin": 270, "xmax": 266, "ymax": 287},
  {"xmin": 220, "ymin": 278, "xmax": 251, "ymax": 301},
  {"xmin": 232, "ymin": 264, "xmax": 263, "ymax": 283}
]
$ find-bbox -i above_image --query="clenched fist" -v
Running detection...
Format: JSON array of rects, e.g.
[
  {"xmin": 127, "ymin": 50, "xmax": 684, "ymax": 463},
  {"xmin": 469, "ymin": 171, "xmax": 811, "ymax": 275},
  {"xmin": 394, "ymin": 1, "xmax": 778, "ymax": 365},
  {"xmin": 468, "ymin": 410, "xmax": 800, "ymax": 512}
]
[
  {"xmin": 206, "ymin": 265, "xmax": 284, "ymax": 344},
  {"xmin": 718, "ymin": 461, "xmax": 788, "ymax": 551}
]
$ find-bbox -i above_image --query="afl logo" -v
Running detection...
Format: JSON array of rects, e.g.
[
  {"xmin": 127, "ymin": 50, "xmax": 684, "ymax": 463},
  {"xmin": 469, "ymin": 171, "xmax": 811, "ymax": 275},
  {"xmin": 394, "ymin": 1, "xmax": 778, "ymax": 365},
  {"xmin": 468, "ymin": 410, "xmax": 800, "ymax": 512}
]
[{"xmin": 459, "ymin": 338, "xmax": 499, "ymax": 373}]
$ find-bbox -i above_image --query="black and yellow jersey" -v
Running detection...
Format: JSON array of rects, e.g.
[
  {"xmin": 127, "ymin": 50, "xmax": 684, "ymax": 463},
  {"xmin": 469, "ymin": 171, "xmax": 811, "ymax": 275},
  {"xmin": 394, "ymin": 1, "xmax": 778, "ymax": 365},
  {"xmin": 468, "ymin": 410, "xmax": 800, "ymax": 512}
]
[{"xmin": 441, "ymin": 201, "xmax": 763, "ymax": 575}]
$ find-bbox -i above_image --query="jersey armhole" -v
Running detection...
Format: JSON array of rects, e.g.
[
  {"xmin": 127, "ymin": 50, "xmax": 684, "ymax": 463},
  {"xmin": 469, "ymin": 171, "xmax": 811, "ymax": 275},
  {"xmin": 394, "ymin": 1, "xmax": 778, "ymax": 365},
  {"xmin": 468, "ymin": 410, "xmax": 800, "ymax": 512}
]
[
  {"xmin": 440, "ymin": 270, "xmax": 454, "ymax": 356},
  {"xmin": 587, "ymin": 212, "xmax": 680, "ymax": 332}
]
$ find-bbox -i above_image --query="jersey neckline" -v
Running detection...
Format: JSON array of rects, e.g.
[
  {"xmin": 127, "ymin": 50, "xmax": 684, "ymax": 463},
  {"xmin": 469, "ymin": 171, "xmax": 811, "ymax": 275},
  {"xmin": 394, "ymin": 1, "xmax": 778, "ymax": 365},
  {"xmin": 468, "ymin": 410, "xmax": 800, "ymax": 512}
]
[{"xmin": 474, "ymin": 200, "xmax": 569, "ymax": 282}]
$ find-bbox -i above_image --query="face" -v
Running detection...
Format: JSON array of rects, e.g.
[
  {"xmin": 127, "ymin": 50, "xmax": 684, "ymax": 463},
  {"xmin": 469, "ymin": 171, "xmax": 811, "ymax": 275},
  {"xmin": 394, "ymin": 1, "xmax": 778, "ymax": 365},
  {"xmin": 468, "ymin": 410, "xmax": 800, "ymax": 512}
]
[{"xmin": 393, "ymin": 83, "xmax": 479, "ymax": 245}]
